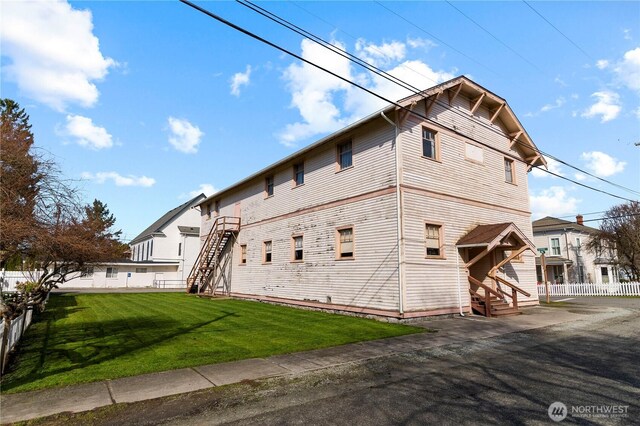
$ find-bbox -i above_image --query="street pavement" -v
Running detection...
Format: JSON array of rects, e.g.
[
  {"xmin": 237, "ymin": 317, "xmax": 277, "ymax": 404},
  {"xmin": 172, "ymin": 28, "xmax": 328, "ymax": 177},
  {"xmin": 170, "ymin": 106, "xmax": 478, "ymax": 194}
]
[{"xmin": 1, "ymin": 298, "xmax": 638, "ymax": 425}]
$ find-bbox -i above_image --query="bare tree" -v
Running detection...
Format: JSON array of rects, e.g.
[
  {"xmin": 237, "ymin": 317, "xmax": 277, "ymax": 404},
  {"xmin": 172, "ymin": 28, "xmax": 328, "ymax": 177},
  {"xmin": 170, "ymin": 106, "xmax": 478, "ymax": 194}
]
[
  {"xmin": 587, "ymin": 201, "xmax": 640, "ymax": 281},
  {"xmin": 1, "ymin": 99, "xmax": 126, "ymax": 320}
]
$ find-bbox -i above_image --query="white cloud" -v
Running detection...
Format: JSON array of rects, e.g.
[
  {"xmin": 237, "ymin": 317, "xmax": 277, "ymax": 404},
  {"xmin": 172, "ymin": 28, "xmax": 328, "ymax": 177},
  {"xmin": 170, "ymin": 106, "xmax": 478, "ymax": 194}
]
[
  {"xmin": 0, "ymin": 0, "xmax": 115, "ymax": 111},
  {"xmin": 167, "ymin": 117, "xmax": 203, "ymax": 154},
  {"xmin": 554, "ymin": 76, "xmax": 567, "ymax": 87},
  {"xmin": 623, "ymin": 29, "xmax": 632, "ymax": 41},
  {"xmin": 355, "ymin": 39, "xmax": 406, "ymax": 66},
  {"xmin": 181, "ymin": 183, "xmax": 218, "ymax": 199},
  {"xmin": 596, "ymin": 59, "xmax": 609, "ymax": 70},
  {"xmin": 613, "ymin": 47, "xmax": 640, "ymax": 93},
  {"xmin": 530, "ymin": 157, "xmax": 564, "ymax": 178},
  {"xmin": 529, "ymin": 186, "xmax": 580, "ymax": 220},
  {"xmin": 581, "ymin": 91, "xmax": 622, "ymax": 122},
  {"xmin": 581, "ymin": 151, "xmax": 626, "ymax": 177},
  {"xmin": 279, "ymin": 38, "xmax": 454, "ymax": 147},
  {"xmin": 81, "ymin": 172, "xmax": 155, "ymax": 187},
  {"xmin": 230, "ymin": 65, "xmax": 251, "ymax": 97},
  {"xmin": 540, "ymin": 97, "xmax": 566, "ymax": 113},
  {"xmin": 64, "ymin": 114, "xmax": 112, "ymax": 149},
  {"xmin": 574, "ymin": 172, "xmax": 587, "ymax": 181},
  {"xmin": 407, "ymin": 37, "xmax": 437, "ymax": 50},
  {"xmin": 278, "ymin": 39, "xmax": 353, "ymax": 147}
]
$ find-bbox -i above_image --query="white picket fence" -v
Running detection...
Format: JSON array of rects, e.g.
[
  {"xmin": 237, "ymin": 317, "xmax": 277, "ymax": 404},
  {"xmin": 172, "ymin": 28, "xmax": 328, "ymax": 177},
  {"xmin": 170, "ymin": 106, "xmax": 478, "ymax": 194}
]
[
  {"xmin": 537, "ymin": 282, "xmax": 640, "ymax": 297},
  {"xmin": 1, "ymin": 270, "xmax": 43, "ymax": 292},
  {"xmin": 0, "ymin": 309, "xmax": 34, "ymax": 371}
]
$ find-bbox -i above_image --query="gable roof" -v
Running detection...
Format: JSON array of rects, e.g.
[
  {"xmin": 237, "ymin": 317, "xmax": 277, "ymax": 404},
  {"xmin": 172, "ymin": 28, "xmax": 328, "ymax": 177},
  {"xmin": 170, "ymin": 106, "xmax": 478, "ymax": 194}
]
[
  {"xmin": 130, "ymin": 194, "xmax": 205, "ymax": 245},
  {"xmin": 532, "ymin": 216, "xmax": 598, "ymax": 234},
  {"xmin": 398, "ymin": 76, "xmax": 545, "ymax": 168},
  {"xmin": 198, "ymin": 75, "xmax": 543, "ymax": 208},
  {"xmin": 456, "ymin": 222, "xmax": 535, "ymax": 252}
]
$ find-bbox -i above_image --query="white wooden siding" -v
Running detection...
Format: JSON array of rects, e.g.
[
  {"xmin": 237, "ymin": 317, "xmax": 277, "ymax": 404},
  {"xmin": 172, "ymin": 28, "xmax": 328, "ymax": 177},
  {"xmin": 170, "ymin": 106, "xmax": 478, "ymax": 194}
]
[
  {"xmin": 201, "ymin": 119, "xmax": 396, "ymax": 235},
  {"xmin": 402, "ymin": 191, "xmax": 538, "ymax": 312},
  {"xmin": 231, "ymin": 193, "xmax": 400, "ymax": 311}
]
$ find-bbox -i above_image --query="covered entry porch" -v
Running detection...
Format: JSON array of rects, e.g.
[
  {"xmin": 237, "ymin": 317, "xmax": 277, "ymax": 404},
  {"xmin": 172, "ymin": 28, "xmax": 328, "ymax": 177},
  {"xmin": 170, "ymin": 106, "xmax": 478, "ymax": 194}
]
[{"xmin": 457, "ymin": 223, "xmax": 534, "ymax": 317}]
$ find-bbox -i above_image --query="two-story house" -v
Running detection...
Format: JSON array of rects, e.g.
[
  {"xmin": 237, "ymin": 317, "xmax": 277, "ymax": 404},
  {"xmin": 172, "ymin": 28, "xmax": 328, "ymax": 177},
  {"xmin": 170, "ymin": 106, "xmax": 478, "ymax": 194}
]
[
  {"xmin": 63, "ymin": 194, "xmax": 205, "ymax": 288},
  {"xmin": 532, "ymin": 215, "xmax": 619, "ymax": 284},
  {"xmin": 188, "ymin": 76, "xmax": 546, "ymax": 318}
]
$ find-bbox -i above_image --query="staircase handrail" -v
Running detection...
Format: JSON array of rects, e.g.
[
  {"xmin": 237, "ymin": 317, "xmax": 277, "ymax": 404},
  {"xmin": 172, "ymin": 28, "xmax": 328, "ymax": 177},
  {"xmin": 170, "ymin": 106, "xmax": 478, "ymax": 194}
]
[
  {"xmin": 492, "ymin": 275, "xmax": 531, "ymax": 298},
  {"xmin": 468, "ymin": 276, "xmax": 503, "ymax": 299},
  {"xmin": 186, "ymin": 216, "xmax": 241, "ymax": 292}
]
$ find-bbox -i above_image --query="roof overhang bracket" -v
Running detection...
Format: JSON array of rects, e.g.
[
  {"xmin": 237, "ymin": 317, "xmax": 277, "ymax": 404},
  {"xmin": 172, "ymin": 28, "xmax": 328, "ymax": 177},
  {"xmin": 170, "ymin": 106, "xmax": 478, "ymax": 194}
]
[
  {"xmin": 398, "ymin": 100, "xmax": 418, "ymax": 127},
  {"xmin": 490, "ymin": 103, "xmax": 505, "ymax": 124},
  {"xmin": 424, "ymin": 92, "xmax": 441, "ymax": 117},
  {"xmin": 509, "ymin": 131, "xmax": 523, "ymax": 149},
  {"xmin": 447, "ymin": 83, "xmax": 464, "ymax": 106},
  {"xmin": 470, "ymin": 92, "xmax": 486, "ymax": 115}
]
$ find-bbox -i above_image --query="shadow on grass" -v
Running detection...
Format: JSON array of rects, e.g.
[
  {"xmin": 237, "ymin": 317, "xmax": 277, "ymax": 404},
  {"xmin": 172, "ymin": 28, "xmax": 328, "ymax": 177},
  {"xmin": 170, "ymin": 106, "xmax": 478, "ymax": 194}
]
[{"xmin": 1, "ymin": 308, "xmax": 237, "ymax": 393}]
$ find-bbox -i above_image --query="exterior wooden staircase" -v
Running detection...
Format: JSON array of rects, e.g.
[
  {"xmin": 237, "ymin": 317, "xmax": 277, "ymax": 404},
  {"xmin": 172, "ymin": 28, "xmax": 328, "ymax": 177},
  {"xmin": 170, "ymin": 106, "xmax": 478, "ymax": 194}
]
[
  {"xmin": 468, "ymin": 275, "xmax": 531, "ymax": 317},
  {"xmin": 186, "ymin": 216, "xmax": 240, "ymax": 295}
]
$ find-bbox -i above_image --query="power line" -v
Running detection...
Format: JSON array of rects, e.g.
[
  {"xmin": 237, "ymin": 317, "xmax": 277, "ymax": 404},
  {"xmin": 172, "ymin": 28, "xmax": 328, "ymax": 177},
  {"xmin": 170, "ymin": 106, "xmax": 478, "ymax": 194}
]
[
  {"xmin": 239, "ymin": 0, "xmax": 640, "ymax": 199},
  {"xmin": 372, "ymin": 1, "xmax": 502, "ymax": 77},
  {"xmin": 558, "ymin": 210, "xmax": 606, "ymax": 219},
  {"xmin": 179, "ymin": 0, "xmax": 637, "ymax": 204},
  {"xmin": 522, "ymin": 1, "xmax": 593, "ymax": 60},
  {"xmin": 533, "ymin": 212, "xmax": 640, "ymax": 226},
  {"xmin": 444, "ymin": 1, "xmax": 548, "ymax": 76}
]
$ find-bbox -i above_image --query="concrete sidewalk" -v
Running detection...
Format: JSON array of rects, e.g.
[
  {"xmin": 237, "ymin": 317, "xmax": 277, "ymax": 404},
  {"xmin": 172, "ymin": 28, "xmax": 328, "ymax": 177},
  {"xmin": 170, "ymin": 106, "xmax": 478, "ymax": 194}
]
[{"xmin": 0, "ymin": 305, "xmax": 603, "ymax": 424}]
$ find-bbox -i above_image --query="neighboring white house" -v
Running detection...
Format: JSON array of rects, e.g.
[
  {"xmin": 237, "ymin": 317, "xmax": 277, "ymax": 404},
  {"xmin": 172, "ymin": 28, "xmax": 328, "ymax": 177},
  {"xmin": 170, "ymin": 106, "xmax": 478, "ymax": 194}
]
[
  {"xmin": 189, "ymin": 76, "xmax": 546, "ymax": 318},
  {"xmin": 532, "ymin": 215, "xmax": 619, "ymax": 284},
  {"xmin": 60, "ymin": 194, "xmax": 205, "ymax": 288}
]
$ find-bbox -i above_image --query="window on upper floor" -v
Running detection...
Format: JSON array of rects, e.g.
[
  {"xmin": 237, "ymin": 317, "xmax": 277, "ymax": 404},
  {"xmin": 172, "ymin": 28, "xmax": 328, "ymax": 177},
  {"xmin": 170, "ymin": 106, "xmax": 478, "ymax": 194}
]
[
  {"xmin": 178, "ymin": 242, "xmax": 182, "ymax": 257},
  {"xmin": 550, "ymin": 238, "xmax": 561, "ymax": 256},
  {"xmin": 422, "ymin": 127, "xmax": 439, "ymax": 160},
  {"xmin": 504, "ymin": 158, "xmax": 515, "ymax": 184},
  {"xmin": 337, "ymin": 227, "xmax": 354, "ymax": 259},
  {"xmin": 337, "ymin": 141, "xmax": 352, "ymax": 170},
  {"xmin": 293, "ymin": 162, "xmax": 304, "ymax": 186},
  {"xmin": 265, "ymin": 175, "xmax": 274, "ymax": 197},
  {"xmin": 214, "ymin": 200, "xmax": 220, "ymax": 217},
  {"xmin": 425, "ymin": 224, "xmax": 443, "ymax": 258},
  {"xmin": 207, "ymin": 203, "xmax": 212, "ymax": 219},
  {"xmin": 264, "ymin": 240, "xmax": 272, "ymax": 263}
]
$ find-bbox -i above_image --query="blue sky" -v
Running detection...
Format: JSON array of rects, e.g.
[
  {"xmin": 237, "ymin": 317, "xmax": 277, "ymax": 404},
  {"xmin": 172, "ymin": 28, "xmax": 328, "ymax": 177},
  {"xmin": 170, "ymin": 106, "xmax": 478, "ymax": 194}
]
[{"xmin": 2, "ymin": 1, "xmax": 639, "ymax": 242}]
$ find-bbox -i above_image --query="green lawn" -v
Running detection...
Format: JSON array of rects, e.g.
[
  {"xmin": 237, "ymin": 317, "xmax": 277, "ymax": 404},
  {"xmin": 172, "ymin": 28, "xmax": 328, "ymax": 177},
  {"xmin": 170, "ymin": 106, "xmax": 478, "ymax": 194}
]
[{"xmin": 1, "ymin": 293, "xmax": 421, "ymax": 393}]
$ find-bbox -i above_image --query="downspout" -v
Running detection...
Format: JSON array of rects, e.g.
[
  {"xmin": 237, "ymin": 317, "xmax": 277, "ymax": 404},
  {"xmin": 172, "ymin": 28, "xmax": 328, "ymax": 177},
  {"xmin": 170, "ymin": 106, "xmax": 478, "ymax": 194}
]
[
  {"xmin": 456, "ymin": 251, "xmax": 465, "ymax": 317},
  {"xmin": 380, "ymin": 111, "xmax": 404, "ymax": 316}
]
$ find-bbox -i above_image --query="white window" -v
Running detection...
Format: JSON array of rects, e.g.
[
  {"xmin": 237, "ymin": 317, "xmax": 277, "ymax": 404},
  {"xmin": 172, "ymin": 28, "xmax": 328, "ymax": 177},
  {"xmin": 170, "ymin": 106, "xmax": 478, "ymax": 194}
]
[
  {"xmin": 504, "ymin": 158, "xmax": 515, "ymax": 183},
  {"xmin": 265, "ymin": 176, "xmax": 274, "ymax": 197},
  {"xmin": 106, "ymin": 267, "xmax": 118, "ymax": 278},
  {"xmin": 422, "ymin": 127, "xmax": 438, "ymax": 160},
  {"xmin": 293, "ymin": 163, "xmax": 304, "ymax": 186},
  {"xmin": 178, "ymin": 242, "xmax": 182, "ymax": 257},
  {"xmin": 337, "ymin": 141, "xmax": 352, "ymax": 170},
  {"xmin": 551, "ymin": 238, "xmax": 561, "ymax": 256},
  {"xmin": 338, "ymin": 228, "xmax": 354, "ymax": 259},
  {"xmin": 293, "ymin": 236, "xmax": 303, "ymax": 261},
  {"xmin": 135, "ymin": 268, "xmax": 147, "ymax": 274},
  {"xmin": 264, "ymin": 241, "xmax": 272, "ymax": 263},
  {"xmin": 80, "ymin": 267, "xmax": 93, "ymax": 278},
  {"xmin": 425, "ymin": 224, "xmax": 443, "ymax": 258},
  {"xmin": 240, "ymin": 244, "xmax": 247, "ymax": 264}
]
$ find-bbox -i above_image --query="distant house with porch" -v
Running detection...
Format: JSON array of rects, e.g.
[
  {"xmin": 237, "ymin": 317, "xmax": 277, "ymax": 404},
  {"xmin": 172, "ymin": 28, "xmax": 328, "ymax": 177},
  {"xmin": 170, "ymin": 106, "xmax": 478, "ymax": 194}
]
[
  {"xmin": 188, "ymin": 76, "xmax": 546, "ymax": 318},
  {"xmin": 532, "ymin": 215, "xmax": 619, "ymax": 284},
  {"xmin": 61, "ymin": 194, "xmax": 205, "ymax": 289}
]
